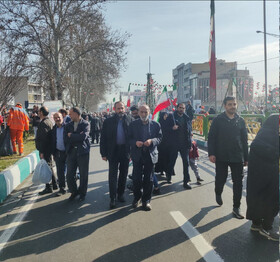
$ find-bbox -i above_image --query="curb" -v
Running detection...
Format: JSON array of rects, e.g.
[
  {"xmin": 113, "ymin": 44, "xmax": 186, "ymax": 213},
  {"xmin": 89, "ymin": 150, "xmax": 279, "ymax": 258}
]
[{"xmin": 0, "ymin": 150, "xmax": 40, "ymax": 203}]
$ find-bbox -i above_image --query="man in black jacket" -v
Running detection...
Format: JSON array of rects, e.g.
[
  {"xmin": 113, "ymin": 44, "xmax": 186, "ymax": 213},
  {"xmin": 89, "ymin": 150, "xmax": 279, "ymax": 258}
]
[
  {"xmin": 208, "ymin": 96, "xmax": 248, "ymax": 219},
  {"xmin": 128, "ymin": 105, "xmax": 162, "ymax": 211},
  {"xmin": 64, "ymin": 107, "xmax": 90, "ymax": 202},
  {"xmin": 100, "ymin": 101, "xmax": 131, "ymax": 209},
  {"xmin": 90, "ymin": 113, "xmax": 102, "ymax": 144},
  {"xmin": 36, "ymin": 106, "xmax": 57, "ymax": 195},
  {"xmin": 166, "ymin": 103, "xmax": 192, "ymax": 189}
]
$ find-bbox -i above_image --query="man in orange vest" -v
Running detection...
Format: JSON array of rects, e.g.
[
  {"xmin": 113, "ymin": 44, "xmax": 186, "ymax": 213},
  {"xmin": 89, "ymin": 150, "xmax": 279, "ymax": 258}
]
[{"xmin": 7, "ymin": 103, "xmax": 29, "ymax": 156}]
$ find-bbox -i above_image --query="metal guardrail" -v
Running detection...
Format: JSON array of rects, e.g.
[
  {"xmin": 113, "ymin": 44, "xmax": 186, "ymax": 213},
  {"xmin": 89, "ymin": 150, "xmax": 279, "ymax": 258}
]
[{"xmin": 192, "ymin": 114, "xmax": 266, "ymax": 141}]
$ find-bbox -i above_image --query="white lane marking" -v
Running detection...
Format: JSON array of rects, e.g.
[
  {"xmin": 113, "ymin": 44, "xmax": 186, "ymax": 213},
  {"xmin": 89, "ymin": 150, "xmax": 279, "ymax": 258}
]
[
  {"xmin": 170, "ymin": 211, "xmax": 224, "ymax": 262},
  {"xmin": 0, "ymin": 184, "xmax": 44, "ymax": 253}
]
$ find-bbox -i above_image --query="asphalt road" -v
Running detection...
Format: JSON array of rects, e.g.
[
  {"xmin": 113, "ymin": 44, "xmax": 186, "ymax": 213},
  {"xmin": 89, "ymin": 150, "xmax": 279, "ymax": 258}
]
[{"xmin": 0, "ymin": 144, "xmax": 278, "ymax": 262}]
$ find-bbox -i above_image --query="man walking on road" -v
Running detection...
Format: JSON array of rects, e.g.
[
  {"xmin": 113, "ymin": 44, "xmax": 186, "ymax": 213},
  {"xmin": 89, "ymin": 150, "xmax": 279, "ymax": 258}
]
[
  {"xmin": 90, "ymin": 113, "xmax": 102, "ymax": 144},
  {"xmin": 100, "ymin": 101, "xmax": 131, "ymax": 209},
  {"xmin": 64, "ymin": 107, "xmax": 90, "ymax": 202},
  {"xmin": 166, "ymin": 103, "xmax": 192, "ymax": 189},
  {"xmin": 129, "ymin": 105, "xmax": 162, "ymax": 211},
  {"xmin": 36, "ymin": 106, "xmax": 58, "ymax": 195},
  {"xmin": 208, "ymin": 96, "xmax": 248, "ymax": 219}
]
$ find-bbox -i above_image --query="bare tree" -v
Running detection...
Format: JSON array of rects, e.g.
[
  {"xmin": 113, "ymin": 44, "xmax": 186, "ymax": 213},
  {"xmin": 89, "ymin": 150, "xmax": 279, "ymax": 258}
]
[
  {"xmin": 0, "ymin": 0, "xmax": 128, "ymax": 101},
  {"xmin": 0, "ymin": 42, "xmax": 30, "ymax": 111}
]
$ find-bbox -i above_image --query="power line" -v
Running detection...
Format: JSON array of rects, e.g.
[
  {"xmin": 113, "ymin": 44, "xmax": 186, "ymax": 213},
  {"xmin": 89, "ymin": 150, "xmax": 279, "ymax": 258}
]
[{"xmin": 238, "ymin": 56, "xmax": 279, "ymax": 65}]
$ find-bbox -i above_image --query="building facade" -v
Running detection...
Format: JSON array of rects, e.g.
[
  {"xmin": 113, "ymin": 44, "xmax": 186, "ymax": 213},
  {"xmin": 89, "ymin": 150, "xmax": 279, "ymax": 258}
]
[{"xmin": 172, "ymin": 59, "xmax": 254, "ymax": 111}]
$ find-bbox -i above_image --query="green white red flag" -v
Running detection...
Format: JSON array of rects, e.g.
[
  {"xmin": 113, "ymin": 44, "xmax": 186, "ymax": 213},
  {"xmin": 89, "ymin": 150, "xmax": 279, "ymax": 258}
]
[
  {"xmin": 127, "ymin": 83, "xmax": 131, "ymax": 108},
  {"xmin": 209, "ymin": 0, "xmax": 216, "ymax": 90},
  {"xmin": 152, "ymin": 86, "xmax": 170, "ymax": 121}
]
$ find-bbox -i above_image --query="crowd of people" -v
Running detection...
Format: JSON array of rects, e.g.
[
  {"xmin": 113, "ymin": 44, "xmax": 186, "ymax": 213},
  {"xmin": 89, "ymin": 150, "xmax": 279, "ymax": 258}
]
[{"xmin": 0, "ymin": 96, "xmax": 278, "ymax": 242}]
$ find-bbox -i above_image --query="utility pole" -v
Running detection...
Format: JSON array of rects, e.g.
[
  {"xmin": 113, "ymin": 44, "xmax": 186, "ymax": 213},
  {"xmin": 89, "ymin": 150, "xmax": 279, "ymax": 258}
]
[{"xmin": 263, "ymin": 0, "xmax": 268, "ymax": 110}]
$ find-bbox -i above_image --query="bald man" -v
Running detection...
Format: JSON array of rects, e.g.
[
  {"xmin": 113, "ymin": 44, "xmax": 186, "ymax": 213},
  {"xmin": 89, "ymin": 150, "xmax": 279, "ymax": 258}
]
[{"xmin": 128, "ymin": 105, "xmax": 162, "ymax": 211}]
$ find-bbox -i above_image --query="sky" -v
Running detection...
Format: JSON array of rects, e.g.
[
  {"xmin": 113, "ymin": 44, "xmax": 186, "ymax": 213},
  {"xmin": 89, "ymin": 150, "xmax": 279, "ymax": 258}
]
[{"xmin": 102, "ymin": 1, "xmax": 279, "ymax": 103}]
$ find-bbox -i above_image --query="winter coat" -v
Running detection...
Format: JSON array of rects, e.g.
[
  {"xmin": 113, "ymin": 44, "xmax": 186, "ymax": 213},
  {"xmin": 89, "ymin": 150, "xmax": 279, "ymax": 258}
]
[
  {"xmin": 35, "ymin": 117, "xmax": 53, "ymax": 155},
  {"xmin": 7, "ymin": 105, "xmax": 29, "ymax": 131},
  {"xmin": 208, "ymin": 112, "xmax": 248, "ymax": 163},
  {"xmin": 246, "ymin": 114, "xmax": 279, "ymax": 221}
]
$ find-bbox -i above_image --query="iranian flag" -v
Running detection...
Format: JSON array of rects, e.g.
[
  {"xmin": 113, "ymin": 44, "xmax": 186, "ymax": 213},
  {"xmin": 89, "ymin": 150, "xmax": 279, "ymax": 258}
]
[
  {"xmin": 152, "ymin": 86, "xmax": 170, "ymax": 121},
  {"xmin": 209, "ymin": 0, "xmax": 216, "ymax": 90},
  {"xmin": 127, "ymin": 83, "xmax": 131, "ymax": 108}
]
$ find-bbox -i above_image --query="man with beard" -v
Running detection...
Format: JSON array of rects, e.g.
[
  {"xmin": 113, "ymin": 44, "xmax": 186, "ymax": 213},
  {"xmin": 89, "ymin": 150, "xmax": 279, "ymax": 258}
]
[
  {"xmin": 129, "ymin": 105, "xmax": 162, "ymax": 211},
  {"xmin": 208, "ymin": 96, "xmax": 248, "ymax": 219},
  {"xmin": 100, "ymin": 101, "xmax": 132, "ymax": 209},
  {"xmin": 166, "ymin": 103, "xmax": 192, "ymax": 189},
  {"xmin": 64, "ymin": 107, "xmax": 90, "ymax": 202}
]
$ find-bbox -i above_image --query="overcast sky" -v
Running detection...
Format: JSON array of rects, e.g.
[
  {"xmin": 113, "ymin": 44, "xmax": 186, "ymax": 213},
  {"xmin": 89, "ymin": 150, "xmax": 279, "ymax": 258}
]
[{"xmin": 102, "ymin": 1, "xmax": 279, "ymax": 102}]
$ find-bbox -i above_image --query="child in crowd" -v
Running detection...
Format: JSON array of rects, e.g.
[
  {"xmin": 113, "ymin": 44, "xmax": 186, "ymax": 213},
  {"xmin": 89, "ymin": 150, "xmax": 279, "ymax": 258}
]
[{"xmin": 189, "ymin": 133, "xmax": 204, "ymax": 185}]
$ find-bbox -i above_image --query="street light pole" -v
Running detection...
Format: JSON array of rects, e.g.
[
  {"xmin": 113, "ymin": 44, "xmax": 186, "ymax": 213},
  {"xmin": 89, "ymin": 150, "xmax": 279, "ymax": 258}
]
[{"xmin": 263, "ymin": 0, "xmax": 268, "ymax": 111}]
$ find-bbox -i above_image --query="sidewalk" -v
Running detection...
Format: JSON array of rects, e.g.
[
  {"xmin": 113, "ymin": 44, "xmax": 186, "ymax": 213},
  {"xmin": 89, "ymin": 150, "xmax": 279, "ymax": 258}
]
[{"xmin": 0, "ymin": 150, "xmax": 40, "ymax": 203}]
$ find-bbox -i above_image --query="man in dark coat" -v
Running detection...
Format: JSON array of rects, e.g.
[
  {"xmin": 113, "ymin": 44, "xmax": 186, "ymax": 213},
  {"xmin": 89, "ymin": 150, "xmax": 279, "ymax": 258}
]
[
  {"xmin": 166, "ymin": 103, "xmax": 192, "ymax": 189},
  {"xmin": 208, "ymin": 96, "xmax": 248, "ymax": 219},
  {"xmin": 246, "ymin": 114, "xmax": 279, "ymax": 241},
  {"xmin": 90, "ymin": 113, "xmax": 102, "ymax": 144},
  {"xmin": 186, "ymin": 100, "xmax": 195, "ymax": 121},
  {"xmin": 100, "ymin": 101, "xmax": 131, "ymax": 209},
  {"xmin": 129, "ymin": 105, "xmax": 162, "ymax": 211},
  {"xmin": 36, "ymin": 106, "xmax": 57, "ymax": 195},
  {"xmin": 64, "ymin": 107, "xmax": 90, "ymax": 202}
]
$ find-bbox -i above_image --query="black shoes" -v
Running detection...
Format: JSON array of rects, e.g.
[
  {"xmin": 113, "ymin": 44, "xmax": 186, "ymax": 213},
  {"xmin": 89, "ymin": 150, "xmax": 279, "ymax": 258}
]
[
  {"xmin": 216, "ymin": 194, "xmax": 223, "ymax": 206},
  {"xmin": 153, "ymin": 187, "xmax": 161, "ymax": 195},
  {"xmin": 52, "ymin": 183, "xmax": 58, "ymax": 190},
  {"xmin": 79, "ymin": 195, "xmax": 86, "ymax": 202},
  {"xmin": 39, "ymin": 187, "xmax": 53, "ymax": 195},
  {"xmin": 183, "ymin": 183, "xmax": 192, "ymax": 190},
  {"xmin": 68, "ymin": 191, "xmax": 79, "ymax": 201},
  {"xmin": 110, "ymin": 199, "xmax": 116, "ymax": 209},
  {"xmin": 56, "ymin": 188, "xmax": 66, "ymax": 196},
  {"xmin": 132, "ymin": 198, "xmax": 140, "ymax": 208},
  {"xmin": 142, "ymin": 202, "xmax": 152, "ymax": 211},
  {"xmin": 197, "ymin": 178, "xmax": 204, "ymax": 182},
  {"xmin": 117, "ymin": 195, "xmax": 126, "ymax": 203},
  {"xmin": 232, "ymin": 207, "xmax": 244, "ymax": 219}
]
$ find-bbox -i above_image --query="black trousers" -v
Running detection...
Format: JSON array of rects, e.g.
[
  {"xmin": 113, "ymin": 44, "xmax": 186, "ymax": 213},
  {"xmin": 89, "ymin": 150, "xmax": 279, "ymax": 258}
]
[
  {"xmin": 132, "ymin": 151, "xmax": 154, "ymax": 203},
  {"xmin": 44, "ymin": 153, "xmax": 57, "ymax": 188},
  {"xmin": 91, "ymin": 131, "xmax": 100, "ymax": 143},
  {"xmin": 108, "ymin": 145, "xmax": 129, "ymax": 200},
  {"xmin": 66, "ymin": 148, "xmax": 89, "ymax": 197},
  {"xmin": 54, "ymin": 150, "xmax": 67, "ymax": 189},
  {"xmin": 168, "ymin": 144, "xmax": 190, "ymax": 183},
  {"xmin": 215, "ymin": 161, "xmax": 244, "ymax": 208}
]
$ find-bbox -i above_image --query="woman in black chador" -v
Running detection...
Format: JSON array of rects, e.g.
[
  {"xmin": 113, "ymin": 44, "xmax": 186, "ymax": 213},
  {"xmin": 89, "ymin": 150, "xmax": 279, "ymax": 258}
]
[{"xmin": 246, "ymin": 114, "xmax": 279, "ymax": 241}]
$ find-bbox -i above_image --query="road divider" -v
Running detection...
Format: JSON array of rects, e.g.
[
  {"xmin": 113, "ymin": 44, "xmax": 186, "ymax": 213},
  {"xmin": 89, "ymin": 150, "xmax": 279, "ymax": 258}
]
[{"xmin": 0, "ymin": 150, "xmax": 40, "ymax": 203}]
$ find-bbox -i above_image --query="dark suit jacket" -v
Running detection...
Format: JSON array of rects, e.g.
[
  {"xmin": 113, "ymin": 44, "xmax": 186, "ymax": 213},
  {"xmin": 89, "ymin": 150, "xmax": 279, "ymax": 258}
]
[
  {"xmin": 129, "ymin": 119, "xmax": 162, "ymax": 164},
  {"xmin": 100, "ymin": 114, "xmax": 131, "ymax": 160},
  {"xmin": 64, "ymin": 118, "xmax": 90, "ymax": 156},
  {"xmin": 35, "ymin": 117, "xmax": 53, "ymax": 155},
  {"xmin": 90, "ymin": 117, "xmax": 102, "ymax": 132}
]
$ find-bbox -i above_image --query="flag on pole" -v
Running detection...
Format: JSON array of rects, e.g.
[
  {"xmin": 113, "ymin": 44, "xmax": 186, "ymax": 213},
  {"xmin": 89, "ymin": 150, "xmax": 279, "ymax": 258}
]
[
  {"xmin": 127, "ymin": 83, "xmax": 131, "ymax": 108},
  {"xmin": 152, "ymin": 86, "xmax": 171, "ymax": 121},
  {"xmin": 209, "ymin": 0, "xmax": 216, "ymax": 90}
]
